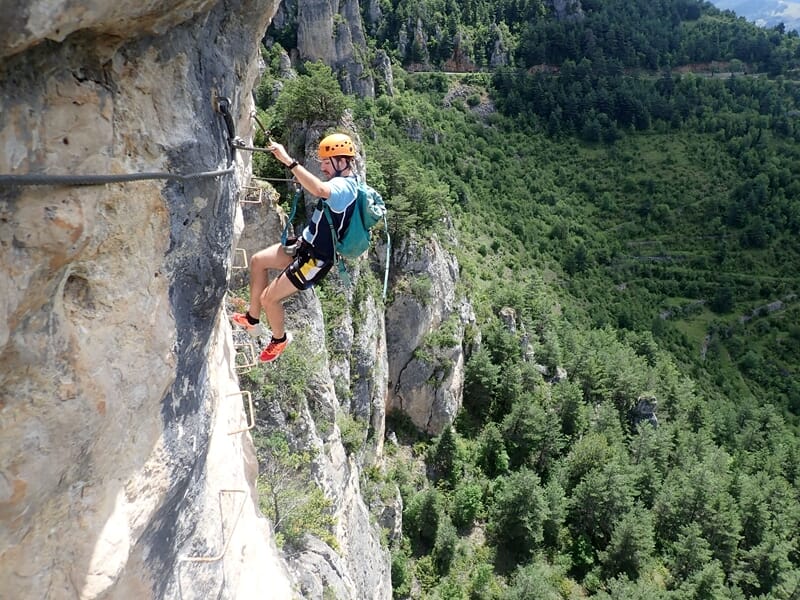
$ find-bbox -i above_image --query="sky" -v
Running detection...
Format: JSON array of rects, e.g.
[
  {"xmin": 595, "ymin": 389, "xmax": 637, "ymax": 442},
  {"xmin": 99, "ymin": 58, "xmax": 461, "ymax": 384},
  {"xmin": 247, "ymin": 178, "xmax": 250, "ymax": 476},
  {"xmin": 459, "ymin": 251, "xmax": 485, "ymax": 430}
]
[{"xmin": 708, "ymin": 0, "xmax": 800, "ymax": 31}]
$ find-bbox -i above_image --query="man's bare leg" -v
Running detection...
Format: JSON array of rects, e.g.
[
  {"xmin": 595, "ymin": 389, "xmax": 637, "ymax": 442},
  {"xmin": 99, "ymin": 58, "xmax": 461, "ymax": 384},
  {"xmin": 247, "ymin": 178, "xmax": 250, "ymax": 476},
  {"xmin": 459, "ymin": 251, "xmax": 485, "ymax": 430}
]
[
  {"xmin": 261, "ymin": 273, "xmax": 299, "ymax": 339},
  {"xmin": 248, "ymin": 243, "xmax": 292, "ymax": 320}
]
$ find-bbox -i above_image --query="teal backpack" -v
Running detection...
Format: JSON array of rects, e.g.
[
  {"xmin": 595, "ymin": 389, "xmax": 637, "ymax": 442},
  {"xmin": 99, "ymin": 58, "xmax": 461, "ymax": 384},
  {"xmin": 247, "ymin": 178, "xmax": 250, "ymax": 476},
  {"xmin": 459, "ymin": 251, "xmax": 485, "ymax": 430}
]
[{"xmin": 323, "ymin": 182, "xmax": 390, "ymax": 296}]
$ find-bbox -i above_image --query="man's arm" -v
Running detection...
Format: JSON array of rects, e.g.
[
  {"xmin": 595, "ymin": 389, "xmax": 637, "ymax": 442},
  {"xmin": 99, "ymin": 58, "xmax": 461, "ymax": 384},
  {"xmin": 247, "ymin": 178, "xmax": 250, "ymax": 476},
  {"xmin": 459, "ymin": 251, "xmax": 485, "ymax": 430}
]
[{"xmin": 269, "ymin": 142, "xmax": 331, "ymax": 198}]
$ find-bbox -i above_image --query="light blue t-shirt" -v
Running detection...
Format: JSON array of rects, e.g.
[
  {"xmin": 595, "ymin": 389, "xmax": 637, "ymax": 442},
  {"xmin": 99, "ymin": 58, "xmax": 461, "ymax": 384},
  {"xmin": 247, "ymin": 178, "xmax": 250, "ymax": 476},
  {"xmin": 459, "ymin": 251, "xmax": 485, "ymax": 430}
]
[{"xmin": 302, "ymin": 176, "xmax": 359, "ymax": 260}]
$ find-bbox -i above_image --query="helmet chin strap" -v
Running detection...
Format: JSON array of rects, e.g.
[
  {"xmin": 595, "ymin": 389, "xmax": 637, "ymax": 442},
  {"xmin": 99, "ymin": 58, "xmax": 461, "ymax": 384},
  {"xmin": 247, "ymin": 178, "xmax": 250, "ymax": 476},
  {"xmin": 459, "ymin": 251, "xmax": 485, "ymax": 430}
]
[{"xmin": 328, "ymin": 157, "xmax": 350, "ymax": 177}]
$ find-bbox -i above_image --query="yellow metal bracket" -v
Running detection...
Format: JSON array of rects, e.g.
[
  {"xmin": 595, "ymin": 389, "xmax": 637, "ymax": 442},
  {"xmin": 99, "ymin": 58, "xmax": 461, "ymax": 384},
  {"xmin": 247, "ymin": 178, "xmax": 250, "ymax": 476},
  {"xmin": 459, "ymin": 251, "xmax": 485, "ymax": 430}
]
[
  {"xmin": 233, "ymin": 340, "xmax": 257, "ymax": 373},
  {"xmin": 226, "ymin": 390, "xmax": 255, "ymax": 435},
  {"xmin": 232, "ymin": 248, "xmax": 248, "ymax": 270},
  {"xmin": 179, "ymin": 488, "xmax": 247, "ymax": 563}
]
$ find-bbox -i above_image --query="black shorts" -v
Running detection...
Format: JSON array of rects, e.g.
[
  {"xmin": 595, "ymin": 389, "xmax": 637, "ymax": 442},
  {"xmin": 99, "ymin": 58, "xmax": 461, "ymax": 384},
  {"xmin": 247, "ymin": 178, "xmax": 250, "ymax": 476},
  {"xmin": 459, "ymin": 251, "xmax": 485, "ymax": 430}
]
[{"xmin": 283, "ymin": 243, "xmax": 334, "ymax": 290}]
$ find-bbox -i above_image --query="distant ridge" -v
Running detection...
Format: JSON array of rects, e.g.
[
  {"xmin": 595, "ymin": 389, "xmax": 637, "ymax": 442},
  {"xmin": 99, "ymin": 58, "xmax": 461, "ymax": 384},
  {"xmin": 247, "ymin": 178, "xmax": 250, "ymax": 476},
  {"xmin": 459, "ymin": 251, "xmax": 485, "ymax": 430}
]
[{"xmin": 708, "ymin": 0, "xmax": 800, "ymax": 32}]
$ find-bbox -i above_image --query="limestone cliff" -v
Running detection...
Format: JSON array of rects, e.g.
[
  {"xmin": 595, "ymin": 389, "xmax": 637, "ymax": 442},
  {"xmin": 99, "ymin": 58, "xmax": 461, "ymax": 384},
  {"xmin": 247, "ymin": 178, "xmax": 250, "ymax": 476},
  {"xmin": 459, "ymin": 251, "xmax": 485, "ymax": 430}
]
[
  {"xmin": 552, "ymin": 0, "xmax": 585, "ymax": 22},
  {"xmin": 386, "ymin": 232, "xmax": 476, "ymax": 435},
  {"xmin": 0, "ymin": 0, "xmax": 477, "ymax": 597},
  {"xmin": 1, "ymin": 0, "xmax": 295, "ymax": 598},
  {"xmin": 270, "ymin": 0, "xmax": 376, "ymax": 98}
]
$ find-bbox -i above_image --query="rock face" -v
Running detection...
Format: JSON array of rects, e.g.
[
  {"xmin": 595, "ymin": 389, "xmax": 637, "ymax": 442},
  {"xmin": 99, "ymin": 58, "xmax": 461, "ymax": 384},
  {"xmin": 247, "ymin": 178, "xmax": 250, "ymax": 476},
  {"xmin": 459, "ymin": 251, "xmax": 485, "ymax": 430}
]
[
  {"xmin": 0, "ymin": 0, "xmax": 299, "ymax": 598},
  {"xmin": 247, "ymin": 280, "xmax": 391, "ymax": 600},
  {"xmin": 271, "ymin": 0, "xmax": 376, "ymax": 98},
  {"xmin": 551, "ymin": 0, "xmax": 585, "ymax": 22},
  {"xmin": 385, "ymin": 234, "xmax": 475, "ymax": 435}
]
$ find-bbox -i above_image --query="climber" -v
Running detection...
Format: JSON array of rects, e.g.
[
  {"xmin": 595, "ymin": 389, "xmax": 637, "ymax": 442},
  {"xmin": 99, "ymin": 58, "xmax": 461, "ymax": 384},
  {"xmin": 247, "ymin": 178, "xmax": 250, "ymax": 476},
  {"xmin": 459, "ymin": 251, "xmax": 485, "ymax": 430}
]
[{"xmin": 231, "ymin": 133, "xmax": 360, "ymax": 362}]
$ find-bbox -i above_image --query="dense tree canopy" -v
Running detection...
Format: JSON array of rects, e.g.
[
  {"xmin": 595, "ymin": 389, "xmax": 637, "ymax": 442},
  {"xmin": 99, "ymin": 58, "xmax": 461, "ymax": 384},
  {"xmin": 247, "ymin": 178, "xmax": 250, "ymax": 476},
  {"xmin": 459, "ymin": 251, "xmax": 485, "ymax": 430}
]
[{"xmin": 260, "ymin": 1, "xmax": 800, "ymax": 597}]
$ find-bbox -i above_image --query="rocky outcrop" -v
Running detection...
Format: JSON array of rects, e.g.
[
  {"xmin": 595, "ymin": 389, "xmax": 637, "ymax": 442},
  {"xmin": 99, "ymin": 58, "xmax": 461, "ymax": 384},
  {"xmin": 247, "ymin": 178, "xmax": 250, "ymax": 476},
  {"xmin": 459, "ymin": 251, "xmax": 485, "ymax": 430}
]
[
  {"xmin": 442, "ymin": 31, "xmax": 479, "ymax": 72},
  {"xmin": 489, "ymin": 24, "xmax": 512, "ymax": 68},
  {"xmin": 252, "ymin": 284, "xmax": 391, "ymax": 599},
  {"xmin": 551, "ymin": 0, "xmax": 585, "ymax": 22},
  {"xmin": 374, "ymin": 49, "xmax": 395, "ymax": 96},
  {"xmin": 363, "ymin": 0, "xmax": 383, "ymax": 32},
  {"xmin": 385, "ymin": 233, "xmax": 475, "ymax": 435},
  {"xmin": 270, "ymin": 0, "xmax": 377, "ymax": 99}
]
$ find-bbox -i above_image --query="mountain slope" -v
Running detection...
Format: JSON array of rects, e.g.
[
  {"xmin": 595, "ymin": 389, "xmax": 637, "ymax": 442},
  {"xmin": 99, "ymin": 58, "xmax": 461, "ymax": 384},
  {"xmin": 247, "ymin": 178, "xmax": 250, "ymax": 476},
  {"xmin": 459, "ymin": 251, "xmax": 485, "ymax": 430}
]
[{"xmin": 259, "ymin": 0, "xmax": 800, "ymax": 596}]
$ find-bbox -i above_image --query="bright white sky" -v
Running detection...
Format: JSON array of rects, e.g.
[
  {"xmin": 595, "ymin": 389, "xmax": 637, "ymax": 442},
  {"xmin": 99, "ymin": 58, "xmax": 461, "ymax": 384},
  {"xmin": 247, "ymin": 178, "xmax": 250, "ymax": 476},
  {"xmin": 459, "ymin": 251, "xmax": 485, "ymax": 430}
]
[
  {"xmin": 708, "ymin": 0, "xmax": 800, "ymax": 29},
  {"xmin": 781, "ymin": 3, "xmax": 800, "ymax": 18}
]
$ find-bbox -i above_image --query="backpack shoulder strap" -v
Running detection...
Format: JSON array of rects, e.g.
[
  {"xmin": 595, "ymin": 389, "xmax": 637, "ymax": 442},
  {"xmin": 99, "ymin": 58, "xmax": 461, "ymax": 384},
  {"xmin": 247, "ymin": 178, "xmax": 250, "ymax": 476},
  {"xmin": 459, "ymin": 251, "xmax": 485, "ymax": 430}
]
[{"xmin": 321, "ymin": 203, "xmax": 340, "ymax": 262}]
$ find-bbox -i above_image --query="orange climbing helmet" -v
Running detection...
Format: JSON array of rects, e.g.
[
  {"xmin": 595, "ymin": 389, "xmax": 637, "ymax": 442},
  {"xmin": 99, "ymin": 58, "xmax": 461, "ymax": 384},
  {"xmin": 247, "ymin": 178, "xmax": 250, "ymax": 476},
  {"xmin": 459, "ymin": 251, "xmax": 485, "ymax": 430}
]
[{"xmin": 318, "ymin": 133, "xmax": 356, "ymax": 158}]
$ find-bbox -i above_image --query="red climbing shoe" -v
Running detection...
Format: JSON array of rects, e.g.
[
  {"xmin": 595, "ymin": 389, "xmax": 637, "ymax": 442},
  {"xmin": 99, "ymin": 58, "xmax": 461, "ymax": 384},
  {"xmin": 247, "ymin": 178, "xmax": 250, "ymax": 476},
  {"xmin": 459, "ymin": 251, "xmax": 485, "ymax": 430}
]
[
  {"xmin": 259, "ymin": 332, "xmax": 293, "ymax": 363},
  {"xmin": 231, "ymin": 312, "xmax": 264, "ymax": 337}
]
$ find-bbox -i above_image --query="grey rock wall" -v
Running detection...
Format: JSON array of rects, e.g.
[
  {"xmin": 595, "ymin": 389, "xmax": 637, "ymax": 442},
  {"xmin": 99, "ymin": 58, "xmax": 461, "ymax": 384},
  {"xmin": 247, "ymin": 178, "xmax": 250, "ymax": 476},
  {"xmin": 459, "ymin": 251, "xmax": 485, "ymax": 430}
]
[
  {"xmin": 386, "ymin": 234, "xmax": 475, "ymax": 435},
  {"xmin": 551, "ymin": 0, "xmax": 585, "ymax": 21},
  {"xmin": 270, "ymin": 0, "xmax": 377, "ymax": 98},
  {"xmin": 0, "ymin": 0, "xmax": 297, "ymax": 598}
]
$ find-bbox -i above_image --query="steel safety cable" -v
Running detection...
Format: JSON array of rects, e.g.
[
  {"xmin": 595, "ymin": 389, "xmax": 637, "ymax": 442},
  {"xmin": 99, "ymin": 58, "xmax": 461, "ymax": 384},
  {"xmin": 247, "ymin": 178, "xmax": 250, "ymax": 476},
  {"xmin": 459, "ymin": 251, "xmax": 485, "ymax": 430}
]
[{"xmin": 0, "ymin": 168, "xmax": 235, "ymax": 187}]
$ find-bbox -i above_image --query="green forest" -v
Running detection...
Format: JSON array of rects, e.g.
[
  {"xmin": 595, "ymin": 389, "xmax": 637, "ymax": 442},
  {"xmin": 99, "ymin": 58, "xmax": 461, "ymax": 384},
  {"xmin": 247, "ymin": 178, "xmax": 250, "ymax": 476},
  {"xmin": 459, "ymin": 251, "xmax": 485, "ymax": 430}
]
[{"xmin": 253, "ymin": 0, "xmax": 800, "ymax": 597}]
